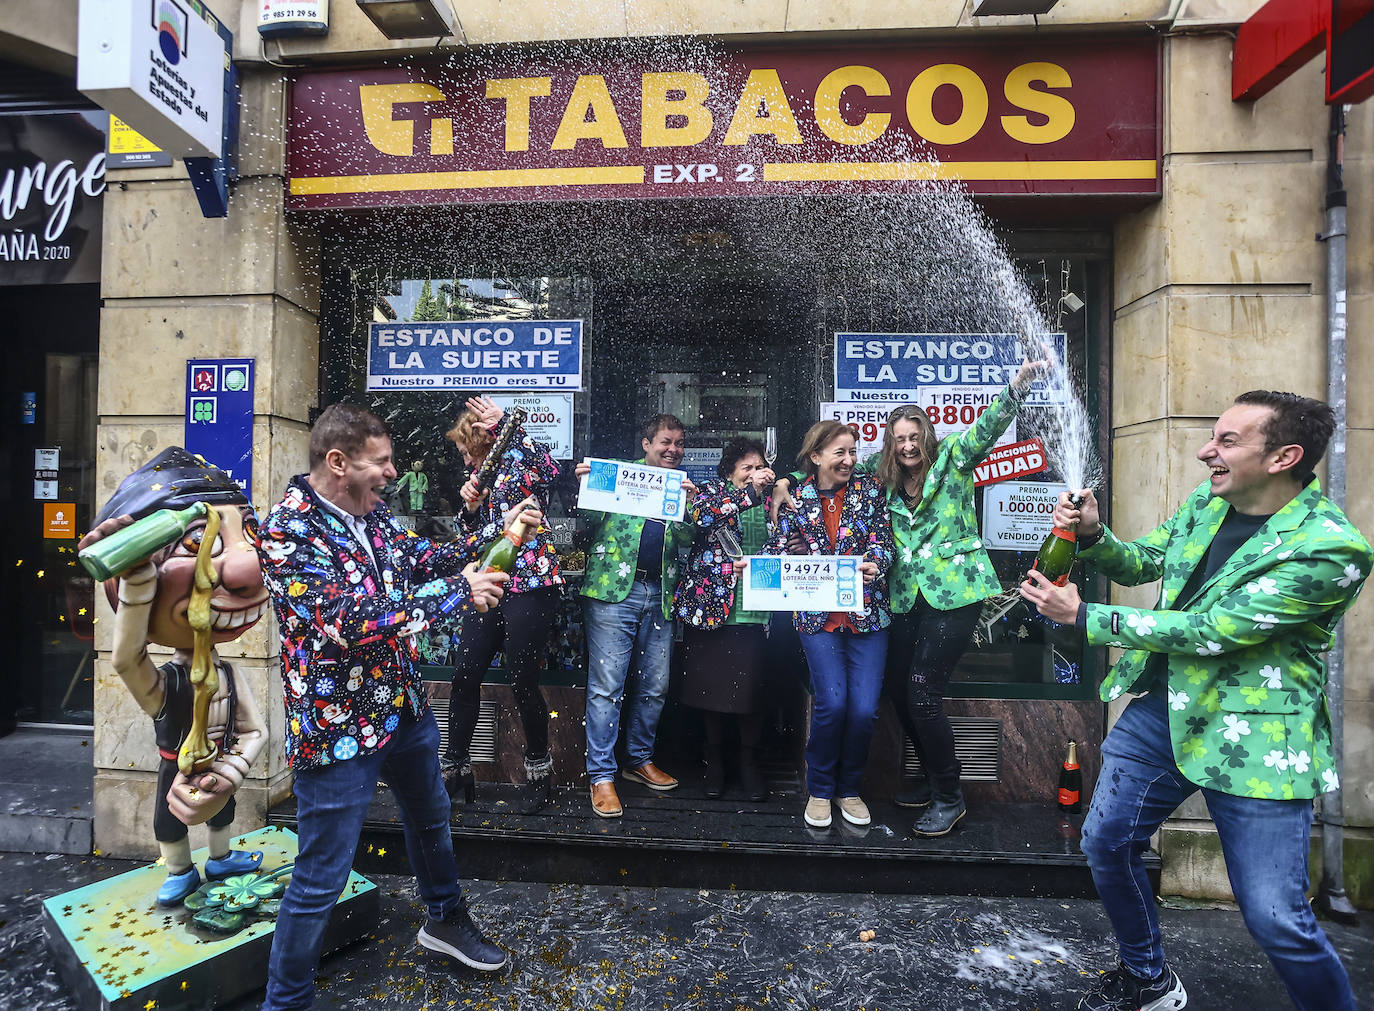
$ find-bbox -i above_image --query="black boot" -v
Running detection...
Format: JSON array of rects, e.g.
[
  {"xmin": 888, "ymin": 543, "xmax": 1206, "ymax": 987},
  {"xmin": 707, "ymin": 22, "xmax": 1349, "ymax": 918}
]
[
  {"xmin": 738, "ymin": 746, "xmax": 766, "ymax": 801},
  {"xmin": 702, "ymin": 712, "xmax": 725, "ymax": 799},
  {"xmin": 911, "ymin": 779, "xmax": 965, "ymax": 837},
  {"xmin": 894, "ymin": 776, "xmax": 933, "ymax": 809},
  {"xmin": 441, "ymin": 758, "xmax": 475, "ymax": 805},
  {"xmin": 737, "ymin": 714, "xmax": 766, "ymax": 801},
  {"xmin": 518, "ymin": 754, "xmax": 553, "ymax": 814}
]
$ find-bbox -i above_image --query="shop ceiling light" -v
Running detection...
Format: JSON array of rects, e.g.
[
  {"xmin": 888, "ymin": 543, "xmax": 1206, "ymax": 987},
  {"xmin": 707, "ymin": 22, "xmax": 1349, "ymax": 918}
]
[
  {"xmin": 355, "ymin": 0, "xmax": 456, "ymax": 39},
  {"xmin": 972, "ymin": 0, "xmax": 1060, "ymax": 14}
]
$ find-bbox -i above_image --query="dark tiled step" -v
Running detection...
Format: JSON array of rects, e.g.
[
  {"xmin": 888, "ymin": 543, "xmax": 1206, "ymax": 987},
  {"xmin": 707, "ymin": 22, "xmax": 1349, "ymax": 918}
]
[{"xmin": 268, "ymin": 780, "xmax": 1156, "ymax": 899}]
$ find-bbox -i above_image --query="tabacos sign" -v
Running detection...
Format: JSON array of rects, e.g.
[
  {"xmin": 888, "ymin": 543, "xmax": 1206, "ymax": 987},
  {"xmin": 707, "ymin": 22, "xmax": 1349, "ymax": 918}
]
[{"xmin": 288, "ymin": 39, "xmax": 1160, "ymax": 209}]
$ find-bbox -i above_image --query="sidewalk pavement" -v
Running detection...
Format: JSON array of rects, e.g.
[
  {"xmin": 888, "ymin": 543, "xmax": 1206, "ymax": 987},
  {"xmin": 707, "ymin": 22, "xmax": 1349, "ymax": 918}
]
[{"xmin": 2, "ymin": 850, "xmax": 1370, "ymax": 1010}]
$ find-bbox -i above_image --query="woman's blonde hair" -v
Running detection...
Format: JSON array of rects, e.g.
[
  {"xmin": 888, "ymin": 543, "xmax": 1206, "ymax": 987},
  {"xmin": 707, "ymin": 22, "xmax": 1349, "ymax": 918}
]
[
  {"xmin": 876, "ymin": 404, "xmax": 939, "ymax": 495},
  {"xmin": 796, "ymin": 420, "xmax": 856, "ymax": 480},
  {"xmin": 446, "ymin": 410, "xmax": 494, "ymax": 461}
]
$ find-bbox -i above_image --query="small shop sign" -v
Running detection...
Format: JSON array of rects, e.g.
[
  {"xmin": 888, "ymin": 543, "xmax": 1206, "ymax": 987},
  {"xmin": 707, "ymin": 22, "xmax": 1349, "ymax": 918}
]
[{"xmin": 184, "ymin": 357, "xmax": 253, "ymax": 498}]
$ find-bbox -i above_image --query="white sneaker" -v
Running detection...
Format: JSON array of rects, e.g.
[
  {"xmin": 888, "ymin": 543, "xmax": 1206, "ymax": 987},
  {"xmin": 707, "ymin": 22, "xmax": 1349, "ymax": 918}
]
[
  {"xmin": 804, "ymin": 796, "xmax": 832, "ymax": 828},
  {"xmin": 837, "ymin": 796, "xmax": 871, "ymax": 826}
]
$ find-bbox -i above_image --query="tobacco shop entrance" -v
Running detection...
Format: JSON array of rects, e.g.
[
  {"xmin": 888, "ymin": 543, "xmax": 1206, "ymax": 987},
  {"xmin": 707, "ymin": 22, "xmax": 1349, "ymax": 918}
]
[
  {"xmin": 291, "ymin": 191, "xmax": 1119, "ymax": 892},
  {"xmin": 280, "ymin": 35, "xmax": 1160, "ymax": 888}
]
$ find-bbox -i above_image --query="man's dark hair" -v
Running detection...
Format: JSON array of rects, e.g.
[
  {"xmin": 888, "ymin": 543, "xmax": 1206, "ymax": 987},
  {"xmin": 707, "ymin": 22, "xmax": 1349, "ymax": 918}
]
[
  {"xmin": 309, "ymin": 403, "xmax": 389, "ymax": 469},
  {"xmin": 641, "ymin": 413, "xmax": 686, "ymax": 443},
  {"xmin": 1234, "ymin": 390, "xmax": 1335, "ymax": 484},
  {"xmin": 717, "ymin": 436, "xmax": 767, "ymax": 480}
]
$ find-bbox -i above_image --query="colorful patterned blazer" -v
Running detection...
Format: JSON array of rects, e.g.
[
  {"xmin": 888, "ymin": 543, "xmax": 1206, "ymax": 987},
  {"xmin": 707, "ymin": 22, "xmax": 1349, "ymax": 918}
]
[
  {"xmin": 673, "ymin": 478, "xmax": 768, "ymax": 629},
  {"xmin": 257, "ymin": 475, "xmax": 492, "ymax": 771},
  {"xmin": 764, "ymin": 471, "xmax": 893, "ymax": 634},
  {"xmin": 458, "ymin": 410, "xmax": 563, "ymax": 594}
]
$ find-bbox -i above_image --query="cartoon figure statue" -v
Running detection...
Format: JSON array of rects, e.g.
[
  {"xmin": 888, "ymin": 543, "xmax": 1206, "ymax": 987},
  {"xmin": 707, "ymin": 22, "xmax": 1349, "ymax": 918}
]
[
  {"xmin": 79, "ymin": 448, "xmax": 269, "ymax": 906},
  {"xmin": 394, "ymin": 459, "xmax": 429, "ymax": 514}
]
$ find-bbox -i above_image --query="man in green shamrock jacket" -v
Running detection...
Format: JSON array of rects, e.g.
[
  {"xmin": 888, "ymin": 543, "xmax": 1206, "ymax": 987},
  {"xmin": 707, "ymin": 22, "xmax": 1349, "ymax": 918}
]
[
  {"xmin": 575, "ymin": 415, "xmax": 696, "ymax": 819},
  {"xmin": 1022, "ymin": 390, "xmax": 1370, "ymax": 1011}
]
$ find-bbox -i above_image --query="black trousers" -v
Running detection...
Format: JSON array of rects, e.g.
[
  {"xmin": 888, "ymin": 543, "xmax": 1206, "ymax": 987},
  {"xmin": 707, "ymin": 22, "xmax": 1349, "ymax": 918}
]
[
  {"xmin": 445, "ymin": 585, "xmax": 559, "ymax": 767},
  {"xmin": 882, "ymin": 597, "xmax": 981, "ymax": 787},
  {"xmin": 154, "ymin": 757, "xmax": 236, "ymax": 842}
]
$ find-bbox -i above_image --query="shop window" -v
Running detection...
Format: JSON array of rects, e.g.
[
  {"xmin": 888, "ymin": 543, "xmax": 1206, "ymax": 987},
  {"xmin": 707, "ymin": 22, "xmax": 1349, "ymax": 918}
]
[{"xmin": 320, "ymin": 217, "xmax": 1108, "ymax": 704}]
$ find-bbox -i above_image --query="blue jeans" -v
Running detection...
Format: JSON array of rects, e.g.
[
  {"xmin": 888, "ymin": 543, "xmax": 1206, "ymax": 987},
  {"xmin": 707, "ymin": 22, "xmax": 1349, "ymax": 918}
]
[
  {"xmin": 264, "ymin": 709, "xmax": 465, "ymax": 1010},
  {"xmin": 1081, "ymin": 693, "xmax": 1355, "ymax": 1011},
  {"xmin": 583, "ymin": 581, "xmax": 673, "ymax": 783},
  {"xmin": 799, "ymin": 628, "xmax": 889, "ymax": 798}
]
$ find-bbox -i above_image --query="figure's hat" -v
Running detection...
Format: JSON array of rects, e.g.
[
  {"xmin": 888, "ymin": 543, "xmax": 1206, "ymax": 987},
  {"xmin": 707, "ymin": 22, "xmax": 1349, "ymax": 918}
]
[{"xmin": 94, "ymin": 447, "xmax": 249, "ymax": 526}]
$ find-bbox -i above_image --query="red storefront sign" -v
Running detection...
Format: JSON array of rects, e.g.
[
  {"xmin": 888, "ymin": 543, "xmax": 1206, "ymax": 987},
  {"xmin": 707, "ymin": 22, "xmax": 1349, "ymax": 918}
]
[
  {"xmin": 287, "ymin": 40, "xmax": 1160, "ymax": 210},
  {"xmin": 973, "ymin": 438, "xmax": 1049, "ymax": 487}
]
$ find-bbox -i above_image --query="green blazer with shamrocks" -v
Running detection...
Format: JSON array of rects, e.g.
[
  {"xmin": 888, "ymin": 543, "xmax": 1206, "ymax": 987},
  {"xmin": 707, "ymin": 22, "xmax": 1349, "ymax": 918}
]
[
  {"xmin": 861, "ymin": 385, "xmax": 1022, "ymax": 613},
  {"xmin": 579, "ymin": 458, "xmax": 694, "ymax": 619},
  {"xmin": 1082, "ymin": 478, "xmax": 1372, "ymax": 801}
]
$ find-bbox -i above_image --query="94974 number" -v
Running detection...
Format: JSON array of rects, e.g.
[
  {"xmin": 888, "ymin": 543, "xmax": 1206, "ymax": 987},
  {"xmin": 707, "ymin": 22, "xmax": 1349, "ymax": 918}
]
[{"xmin": 782, "ymin": 560, "xmax": 833, "ymax": 578}]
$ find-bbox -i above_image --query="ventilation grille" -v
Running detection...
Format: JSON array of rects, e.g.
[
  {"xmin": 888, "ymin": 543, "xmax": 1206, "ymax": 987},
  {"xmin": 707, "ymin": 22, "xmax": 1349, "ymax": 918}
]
[
  {"xmin": 428, "ymin": 698, "xmax": 499, "ymax": 764},
  {"xmin": 902, "ymin": 717, "xmax": 1003, "ymax": 782}
]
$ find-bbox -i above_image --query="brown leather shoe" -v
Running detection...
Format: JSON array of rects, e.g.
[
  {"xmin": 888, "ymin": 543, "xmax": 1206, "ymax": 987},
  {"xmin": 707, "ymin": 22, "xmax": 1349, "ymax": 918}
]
[
  {"xmin": 622, "ymin": 762, "xmax": 679, "ymax": 792},
  {"xmin": 590, "ymin": 780, "xmax": 623, "ymax": 818}
]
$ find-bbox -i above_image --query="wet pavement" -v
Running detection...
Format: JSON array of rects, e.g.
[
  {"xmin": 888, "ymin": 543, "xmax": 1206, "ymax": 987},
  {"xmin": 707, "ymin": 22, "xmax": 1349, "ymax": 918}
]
[{"xmin": 3, "ymin": 849, "xmax": 1371, "ymax": 1010}]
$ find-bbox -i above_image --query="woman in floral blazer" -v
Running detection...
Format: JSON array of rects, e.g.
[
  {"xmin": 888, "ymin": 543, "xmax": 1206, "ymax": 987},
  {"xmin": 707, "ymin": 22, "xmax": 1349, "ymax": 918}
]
[
  {"xmin": 444, "ymin": 395, "xmax": 564, "ymax": 812},
  {"xmin": 765, "ymin": 420, "xmax": 892, "ymax": 830},
  {"xmin": 674, "ymin": 437, "xmax": 775, "ymax": 800}
]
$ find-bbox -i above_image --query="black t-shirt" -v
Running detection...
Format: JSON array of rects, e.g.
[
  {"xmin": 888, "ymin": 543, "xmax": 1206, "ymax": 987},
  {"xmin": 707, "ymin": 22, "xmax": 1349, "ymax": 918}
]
[{"xmin": 1133, "ymin": 507, "xmax": 1271, "ymax": 692}]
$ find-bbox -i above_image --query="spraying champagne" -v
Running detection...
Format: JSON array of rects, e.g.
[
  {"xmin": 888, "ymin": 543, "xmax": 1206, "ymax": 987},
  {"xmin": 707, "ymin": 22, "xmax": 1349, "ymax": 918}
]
[{"xmin": 469, "ymin": 406, "xmax": 529, "ymax": 498}]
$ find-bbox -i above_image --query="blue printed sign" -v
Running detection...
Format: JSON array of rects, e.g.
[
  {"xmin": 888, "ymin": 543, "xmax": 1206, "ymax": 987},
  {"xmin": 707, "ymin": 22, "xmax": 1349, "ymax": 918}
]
[
  {"xmin": 833, "ymin": 332, "xmax": 1066, "ymax": 405},
  {"xmin": 366, "ymin": 319, "xmax": 583, "ymax": 391},
  {"xmin": 185, "ymin": 358, "xmax": 253, "ymax": 499}
]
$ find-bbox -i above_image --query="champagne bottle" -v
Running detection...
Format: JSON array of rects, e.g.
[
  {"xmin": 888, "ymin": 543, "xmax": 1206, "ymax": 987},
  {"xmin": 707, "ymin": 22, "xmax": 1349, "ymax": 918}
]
[
  {"xmin": 1031, "ymin": 491, "xmax": 1085, "ymax": 586},
  {"xmin": 470, "ymin": 407, "xmax": 529, "ymax": 498},
  {"xmin": 477, "ymin": 515, "xmax": 531, "ymax": 574},
  {"xmin": 1058, "ymin": 740, "xmax": 1082, "ymax": 813},
  {"xmin": 79, "ymin": 502, "xmax": 209, "ymax": 581}
]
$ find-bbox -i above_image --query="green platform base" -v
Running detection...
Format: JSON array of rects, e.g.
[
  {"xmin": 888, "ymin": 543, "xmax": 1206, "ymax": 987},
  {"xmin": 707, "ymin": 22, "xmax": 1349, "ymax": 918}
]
[{"xmin": 42, "ymin": 825, "xmax": 379, "ymax": 1010}]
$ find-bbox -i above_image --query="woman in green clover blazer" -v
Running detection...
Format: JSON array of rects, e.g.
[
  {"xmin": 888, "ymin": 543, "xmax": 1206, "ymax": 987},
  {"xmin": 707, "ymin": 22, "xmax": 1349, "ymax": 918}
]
[{"xmin": 860, "ymin": 352, "xmax": 1046, "ymax": 837}]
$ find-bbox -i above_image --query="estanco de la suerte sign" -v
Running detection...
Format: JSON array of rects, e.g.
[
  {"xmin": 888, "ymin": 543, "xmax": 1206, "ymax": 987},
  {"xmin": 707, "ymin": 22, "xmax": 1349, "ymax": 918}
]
[
  {"xmin": 77, "ymin": 0, "xmax": 227, "ymax": 159},
  {"xmin": 287, "ymin": 39, "xmax": 1160, "ymax": 210}
]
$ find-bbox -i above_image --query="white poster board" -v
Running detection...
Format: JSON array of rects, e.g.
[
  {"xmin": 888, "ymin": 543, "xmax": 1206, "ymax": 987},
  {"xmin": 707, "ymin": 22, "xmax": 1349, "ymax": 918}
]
[
  {"xmin": 490, "ymin": 393, "xmax": 573, "ymax": 459},
  {"xmin": 981, "ymin": 480, "xmax": 1060, "ymax": 550},
  {"xmin": 578, "ymin": 458, "xmax": 687, "ymax": 522},
  {"xmin": 740, "ymin": 555, "xmax": 864, "ymax": 613}
]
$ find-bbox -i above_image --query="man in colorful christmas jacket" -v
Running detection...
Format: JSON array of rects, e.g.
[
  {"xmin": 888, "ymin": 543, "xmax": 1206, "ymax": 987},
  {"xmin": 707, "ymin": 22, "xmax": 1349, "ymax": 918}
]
[
  {"xmin": 574, "ymin": 414, "xmax": 696, "ymax": 818},
  {"xmin": 1022, "ymin": 390, "xmax": 1370, "ymax": 1011},
  {"xmin": 255, "ymin": 404, "xmax": 538, "ymax": 1010}
]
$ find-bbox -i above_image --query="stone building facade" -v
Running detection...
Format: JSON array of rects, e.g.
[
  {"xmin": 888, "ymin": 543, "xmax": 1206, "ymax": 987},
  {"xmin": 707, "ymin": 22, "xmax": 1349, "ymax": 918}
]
[{"xmin": 1, "ymin": 0, "xmax": 1369, "ymax": 904}]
